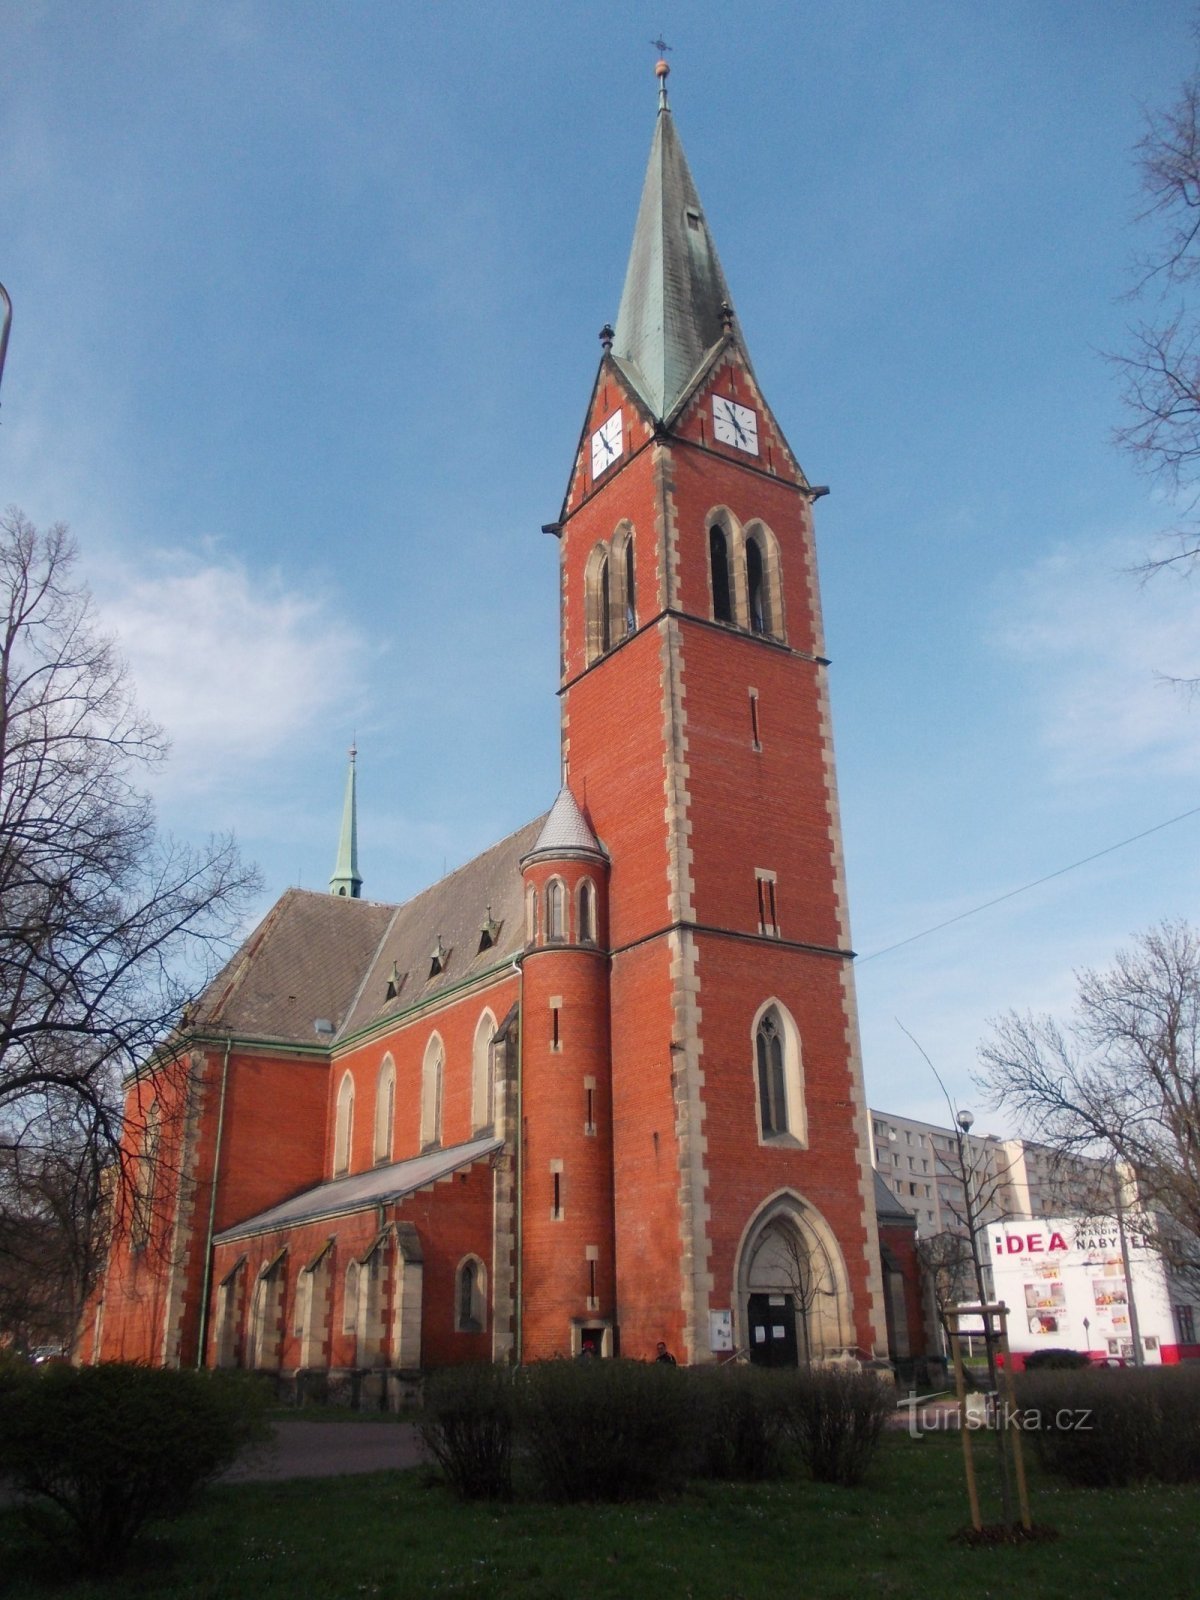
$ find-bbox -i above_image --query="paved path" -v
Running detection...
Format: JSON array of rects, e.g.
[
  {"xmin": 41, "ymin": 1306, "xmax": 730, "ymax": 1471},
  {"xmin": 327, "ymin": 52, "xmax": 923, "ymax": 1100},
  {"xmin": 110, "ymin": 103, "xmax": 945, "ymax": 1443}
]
[{"xmin": 222, "ymin": 1419, "xmax": 429, "ymax": 1483}]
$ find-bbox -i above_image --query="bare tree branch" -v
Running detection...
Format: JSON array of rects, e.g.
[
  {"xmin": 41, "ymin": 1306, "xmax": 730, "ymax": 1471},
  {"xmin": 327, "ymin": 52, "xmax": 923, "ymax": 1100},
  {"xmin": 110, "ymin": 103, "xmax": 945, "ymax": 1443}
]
[
  {"xmin": 978, "ymin": 918, "xmax": 1200, "ymax": 1276},
  {"xmin": 0, "ymin": 509, "xmax": 261, "ymax": 1344}
]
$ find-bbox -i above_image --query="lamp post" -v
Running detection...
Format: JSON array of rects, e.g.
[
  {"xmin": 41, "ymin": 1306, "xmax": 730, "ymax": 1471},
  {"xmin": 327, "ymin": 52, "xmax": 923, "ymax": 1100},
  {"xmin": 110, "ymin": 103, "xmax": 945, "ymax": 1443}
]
[{"xmin": 954, "ymin": 1108, "xmax": 999, "ymax": 1391}]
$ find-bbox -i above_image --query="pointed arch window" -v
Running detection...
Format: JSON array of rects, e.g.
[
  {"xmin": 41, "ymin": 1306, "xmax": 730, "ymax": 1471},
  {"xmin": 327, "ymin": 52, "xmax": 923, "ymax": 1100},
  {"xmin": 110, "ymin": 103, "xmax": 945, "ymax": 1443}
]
[
  {"xmin": 343, "ymin": 1260, "xmax": 361, "ymax": 1335},
  {"xmin": 525, "ymin": 883, "xmax": 538, "ymax": 945},
  {"xmin": 754, "ymin": 1002, "xmax": 806, "ymax": 1145},
  {"xmin": 374, "ymin": 1056, "xmax": 395, "ymax": 1164},
  {"xmin": 456, "ymin": 1255, "xmax": 487, "ymax": 1332},
  {"xmin": 746, "ymin": 535, "xmax": 769, "ymax": 634},
  {"xmin": 334, "ymin": 1073, "xmax": 354, "ymax": 1177},
  {"xmin": 420, "ymin": 1035, "xmax": 444, "ymax": 1150},
  {"xmin": 577, "ymin": 878, "xmax": 597, "ymax": 945},
  {"xmin": 599, "ymin": 556, "xmax": 612, "ymax": 654},
  {"xmin": 546, "ymin": 878, "xmax": 566, "ymax": 942},
  {"xmin": 471, "ymin": 1011, "xmax": 495, "ymax": 1133},
  {"xmin": 130, "ymin": 1100, "xmax": 161, "ymax": 1250},
  {"xmin": 710, "ymin": 526, "xmax": 733, "ymax": 623},
  {"xmin": 617, "ymin": 529, "xmax": 637, "ymax": 638}
]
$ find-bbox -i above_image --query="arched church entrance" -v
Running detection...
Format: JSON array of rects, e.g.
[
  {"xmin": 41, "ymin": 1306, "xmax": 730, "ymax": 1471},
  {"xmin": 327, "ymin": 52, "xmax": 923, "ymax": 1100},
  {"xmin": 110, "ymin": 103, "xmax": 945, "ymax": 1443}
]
[{"xmin": 735, "ymin": 1191, "xmax": 854, "ymax": 1367}]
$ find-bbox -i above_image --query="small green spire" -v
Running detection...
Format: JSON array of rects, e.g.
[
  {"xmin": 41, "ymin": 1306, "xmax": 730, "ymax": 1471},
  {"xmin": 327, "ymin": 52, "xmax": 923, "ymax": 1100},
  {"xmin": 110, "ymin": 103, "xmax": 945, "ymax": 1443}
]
[{"xmin": 329, "ymin": 744, "xmax": 362, "ymax": 899}]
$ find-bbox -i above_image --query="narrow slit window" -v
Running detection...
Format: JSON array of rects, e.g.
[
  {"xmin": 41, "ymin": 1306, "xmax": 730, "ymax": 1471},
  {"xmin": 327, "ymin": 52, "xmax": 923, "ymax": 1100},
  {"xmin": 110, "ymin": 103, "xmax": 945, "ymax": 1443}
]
[
  {"xmin": 551, "ymin": 1162, "xmax": 563, "ymax": 1220},
  {"xmin": 623, "ymin": 535, "xmax": 636, "ymax": 635},
  {"xmin": 756, "ymin": 871, "xmax": 779, "ymax": 937},
  {"xmin": 551, "ymin": 1002, "xmax": 561, "ymax": 1051},
  {"xmin": 749, "ymin": 689, "xmax": 761, "ymax": 749},
  {"xmin": 584, "ymin": 1077, "xmax": 596, "ymax": 1136}
]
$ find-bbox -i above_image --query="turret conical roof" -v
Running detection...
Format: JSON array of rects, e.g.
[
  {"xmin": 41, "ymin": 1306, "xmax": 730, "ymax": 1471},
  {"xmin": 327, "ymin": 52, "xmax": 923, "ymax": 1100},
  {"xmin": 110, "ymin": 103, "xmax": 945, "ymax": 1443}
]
[{"xmin": 521, "ymin": 786, "xmax": 605, "ymax": 864}]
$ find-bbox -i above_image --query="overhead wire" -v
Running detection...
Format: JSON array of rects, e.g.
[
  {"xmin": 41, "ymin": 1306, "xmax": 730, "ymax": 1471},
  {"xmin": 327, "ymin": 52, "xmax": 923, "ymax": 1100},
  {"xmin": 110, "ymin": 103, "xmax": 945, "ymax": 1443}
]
[{"xmin": 857, "ymin": 802, "xmax": 1200, "ymax": 964}]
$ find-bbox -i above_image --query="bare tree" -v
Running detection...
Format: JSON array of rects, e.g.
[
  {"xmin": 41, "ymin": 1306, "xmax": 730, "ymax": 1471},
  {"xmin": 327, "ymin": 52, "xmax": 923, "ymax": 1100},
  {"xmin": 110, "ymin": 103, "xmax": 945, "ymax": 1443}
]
[
  {"xmin": 978, "ymin": 918, "xmax": 1200, "ymax": 1277},
  {"xmin": 0, "ymin": 509, "xmax": 259, "ymax": 1331},
  {"xmin": 1113, "ymin": 65, "xmax": 1200, "ymax": 578},
  {"xmin": 777, "ymin": 1225, "xmax": 838, "ymax": 1364},
  {"xmin": 914, "ymin": 1228, "xmax": 974, "ymax": 1332}
]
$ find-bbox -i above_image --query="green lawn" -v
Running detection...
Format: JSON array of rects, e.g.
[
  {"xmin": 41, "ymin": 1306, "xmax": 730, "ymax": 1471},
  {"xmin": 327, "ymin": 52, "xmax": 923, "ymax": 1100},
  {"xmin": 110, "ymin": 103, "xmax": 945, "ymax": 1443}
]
[{"xmin": 2, "ymin": 1433, "xmax": 1197, "ymax": 1599}]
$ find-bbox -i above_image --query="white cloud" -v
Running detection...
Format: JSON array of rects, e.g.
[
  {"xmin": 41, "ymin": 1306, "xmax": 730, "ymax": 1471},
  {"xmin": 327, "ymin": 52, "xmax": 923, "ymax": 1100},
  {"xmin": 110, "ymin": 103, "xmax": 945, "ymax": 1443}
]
[
  {"xmin": 997, "ymin": 535, "xmax": 1200, "ymax": 783},
  {"xmin": 93, "ymin": 554, "xmax": 366, "ymax": 794}
]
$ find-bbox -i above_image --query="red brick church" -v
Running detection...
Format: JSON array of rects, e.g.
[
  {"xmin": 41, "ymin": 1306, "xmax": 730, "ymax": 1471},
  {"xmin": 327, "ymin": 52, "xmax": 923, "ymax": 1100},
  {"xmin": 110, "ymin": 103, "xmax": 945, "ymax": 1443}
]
[{"xmin": 84, "ymin": 65, "xmax": 900, "ymax": 1388}]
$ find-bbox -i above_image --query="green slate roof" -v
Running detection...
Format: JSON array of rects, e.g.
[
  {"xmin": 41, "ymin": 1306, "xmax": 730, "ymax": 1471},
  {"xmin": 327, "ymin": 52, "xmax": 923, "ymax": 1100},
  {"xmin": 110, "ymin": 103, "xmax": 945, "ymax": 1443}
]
[{"xmin": 612, "ymin": 95, "xmax": 736, "ymax": 422}]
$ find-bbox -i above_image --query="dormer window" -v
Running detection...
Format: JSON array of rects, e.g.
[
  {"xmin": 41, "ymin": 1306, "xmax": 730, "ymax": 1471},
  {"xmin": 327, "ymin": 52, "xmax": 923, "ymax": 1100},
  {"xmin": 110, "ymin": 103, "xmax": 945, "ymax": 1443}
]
[
  {"xmin": 384, "ymin": 962, "xmax": 403, "ymax": 1001},
  {"xmin": 478, "ymin": 910, "xmax": 501, "ymax": 954},
  {"xmin": 429, "ymin": 937, "xmax": 449, "ymax": 979}
]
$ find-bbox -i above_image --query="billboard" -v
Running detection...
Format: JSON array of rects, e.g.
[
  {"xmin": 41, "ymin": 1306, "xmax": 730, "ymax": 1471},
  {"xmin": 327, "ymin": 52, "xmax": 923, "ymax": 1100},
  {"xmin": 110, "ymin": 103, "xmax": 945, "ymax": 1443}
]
[{"xmin": 986, "ymin": 1217, "xmax": 1189, "ymax": 1363}]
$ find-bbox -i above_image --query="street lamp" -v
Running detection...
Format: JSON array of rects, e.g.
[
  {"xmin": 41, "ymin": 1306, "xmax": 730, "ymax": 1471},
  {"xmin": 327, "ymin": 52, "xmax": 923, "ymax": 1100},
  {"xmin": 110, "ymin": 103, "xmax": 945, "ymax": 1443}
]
[{"xmin": 954, "ymin": 1108, "xmax": 998, "ymax": 1390}]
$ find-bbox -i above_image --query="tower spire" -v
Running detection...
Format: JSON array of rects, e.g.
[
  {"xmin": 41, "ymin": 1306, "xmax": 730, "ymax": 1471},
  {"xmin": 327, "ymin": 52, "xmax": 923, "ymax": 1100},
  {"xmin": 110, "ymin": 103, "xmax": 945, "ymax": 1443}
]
[
  {"xmin": 329, "ymin": 744, "xmax": 362, "ymax": 899},
  {"xmin": 610, "ymin": 57, "xmax": 741, "ymax": 423}
]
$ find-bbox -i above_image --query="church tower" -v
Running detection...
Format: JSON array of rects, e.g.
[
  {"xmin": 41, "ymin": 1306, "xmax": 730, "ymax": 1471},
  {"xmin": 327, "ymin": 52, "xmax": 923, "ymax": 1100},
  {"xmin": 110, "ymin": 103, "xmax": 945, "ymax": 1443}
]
[{"xmin": 552, "ymin": 62, "xmax": 885, "ymax": 1363}]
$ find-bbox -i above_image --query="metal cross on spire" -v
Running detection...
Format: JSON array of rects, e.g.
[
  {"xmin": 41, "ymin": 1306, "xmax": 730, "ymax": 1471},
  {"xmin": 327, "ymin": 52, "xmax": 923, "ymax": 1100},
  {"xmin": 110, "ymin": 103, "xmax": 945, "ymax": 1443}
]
[{"xmin": 651, "ymin": 36, "xmax": 672, "ymax": 108}]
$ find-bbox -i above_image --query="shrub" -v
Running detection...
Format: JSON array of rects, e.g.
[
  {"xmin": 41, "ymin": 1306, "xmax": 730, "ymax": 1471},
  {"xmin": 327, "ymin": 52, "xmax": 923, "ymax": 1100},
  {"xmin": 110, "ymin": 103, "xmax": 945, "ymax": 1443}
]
[
  {"xmin": 0, "ymin": 1344, "xmax": 33, "ymax": 1403},
  {"xmin": 0, "ymin": 1362, "xmax": 270, "ymax": 1574},
  {"xmin": 1022, "ymin": 1347, "xmax": 1090, "ymax": 1371},
  {"xmin": 517, "ymin": 1359, "xmax": 691, "ymax": 1502},
  {"xmin": 687, "ymin": 1366, "xmax": 788, "ymax": 1481},
  {"xmin": 1016, "ymin": 1366, "xmax": 1200, "ymax": 1487},
  {"xmin": 420, "ymin": 1363, "xmax": 516, "ymax": 1501},
  {"xmin": 780, "ymin": 1367, "xmax": 894, "ymax": 1486}
]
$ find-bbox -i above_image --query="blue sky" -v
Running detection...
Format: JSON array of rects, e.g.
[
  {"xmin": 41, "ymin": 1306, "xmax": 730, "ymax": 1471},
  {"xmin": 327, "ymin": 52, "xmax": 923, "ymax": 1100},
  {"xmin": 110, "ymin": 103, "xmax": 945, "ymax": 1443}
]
[{"xmin": 4, "ymin": 1, "xmax": 1200, "ymax": 1130}]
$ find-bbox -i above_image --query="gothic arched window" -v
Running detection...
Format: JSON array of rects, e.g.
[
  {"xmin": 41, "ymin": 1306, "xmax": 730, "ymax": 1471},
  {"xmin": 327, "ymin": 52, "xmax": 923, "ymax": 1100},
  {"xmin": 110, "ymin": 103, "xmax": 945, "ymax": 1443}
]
[
  {"xmin": 578, "ymin": 878, "xmax": 597, "ymax": 945},
  {"xmin": 374, "ymin": 1056, "xmax": 395, "ymax": 1165},
  {"xmin": 618, "ymin": 529, "xmax": 637, "ymax": 637},
  {"xmin": 710, "ymin": 526, "xmax": 733, "ymax": 623},
  {"xmin": 746, "ymin": 535, "xmax": 768, "ymax": 635},
  {"xmin": 472, "ymin": 1011, "xmax": 495, "ymax": 1133},
  {"xmin": 757, "ymin": 1012, "xmax": 787, "ymax": 1136},
  {"xmin": 343, "ymin": 1260, "xmax": 361, "ymax": 1335},
  {"xmin": 456, "ymin": 1255, "xmax": 486, "ymax": 1332},
  {"xmin": 131, "ymin": 1100, "xmax": 161, "ymax": 1250},
  {"xmin": 334, "ymin": 1073, "xmax": 354, "ymax": 1177},
  {"xmin": 546, "ymin": 878, "xmax": 566, "ymax": 942},
  {"xmin": 599, "ymin": 556, "xmax": 612, "ymax": 654},
  {"xmin": 420, "ymin": 1035, "xmax": 444, "ymax": 1149},
  {"xmin": 754, "ymin": 1002, "xmax": 806, "ymax": 1144},
  {"xmin": 525, "ymin": 882, "xmax": 538, "ymax": 945}
]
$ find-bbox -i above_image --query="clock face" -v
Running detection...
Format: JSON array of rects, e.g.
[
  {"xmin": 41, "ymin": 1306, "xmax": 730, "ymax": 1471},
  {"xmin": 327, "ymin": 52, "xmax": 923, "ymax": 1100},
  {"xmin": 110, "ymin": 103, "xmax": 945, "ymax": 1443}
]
[
  {"xmin": 591, "ymin": 410, "xmax": 624, "ymax": 478},
  {"xmin": 712, "ymin": 395, "xmax": 759, "ymax": 456}
]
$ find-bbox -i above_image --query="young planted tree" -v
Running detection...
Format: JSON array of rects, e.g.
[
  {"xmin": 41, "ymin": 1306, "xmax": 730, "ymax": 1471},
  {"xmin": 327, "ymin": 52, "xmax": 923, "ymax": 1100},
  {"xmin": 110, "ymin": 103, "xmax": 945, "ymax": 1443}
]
[{"xmin": 0, "ymin": 509, "xmax": 259, "ymax": 1333}]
